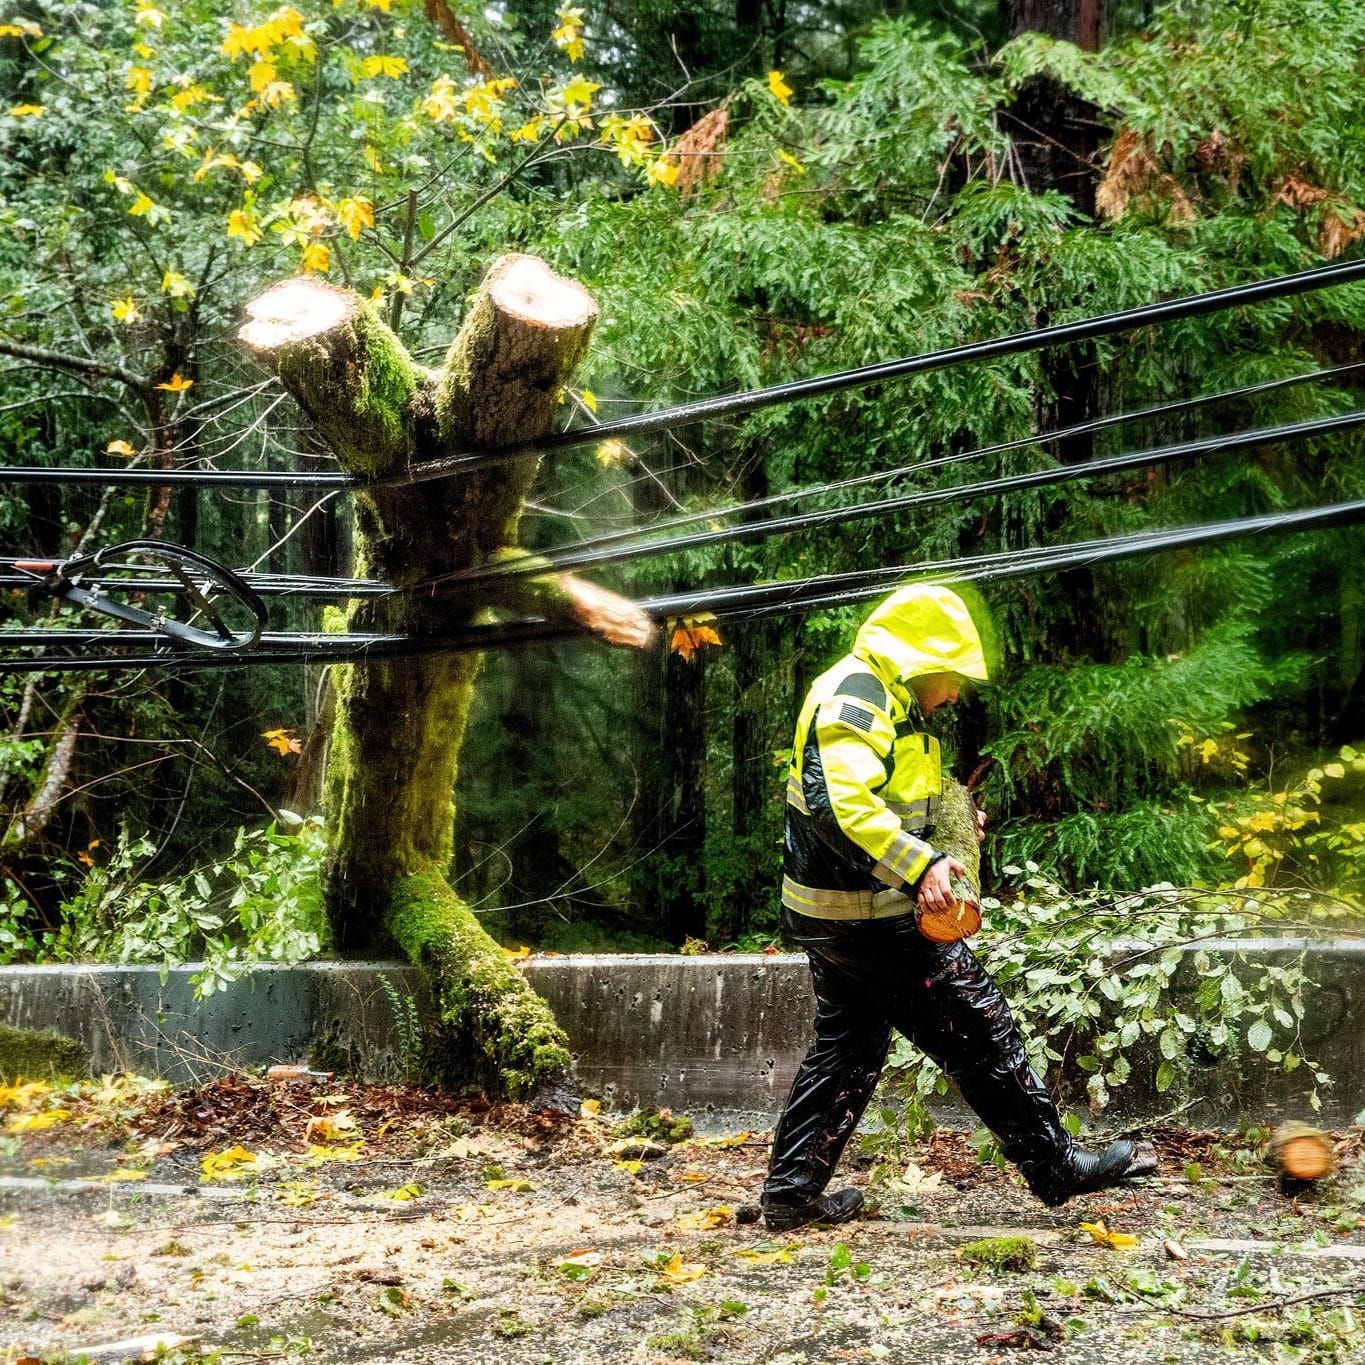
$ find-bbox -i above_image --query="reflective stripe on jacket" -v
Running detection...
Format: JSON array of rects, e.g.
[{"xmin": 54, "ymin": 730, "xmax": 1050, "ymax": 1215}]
[{"xmin": 781, "ymin": 656, "xmax": 941, "ymax": 919}]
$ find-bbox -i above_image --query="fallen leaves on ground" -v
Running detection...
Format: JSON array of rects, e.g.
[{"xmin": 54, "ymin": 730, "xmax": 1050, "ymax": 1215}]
[{"xmin": 1079, "ymin": 1218, "xmax": 1139, "ymax": 1249}]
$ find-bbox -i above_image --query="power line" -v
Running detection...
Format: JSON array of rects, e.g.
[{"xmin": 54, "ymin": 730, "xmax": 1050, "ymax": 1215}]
[
  {"xmin": 6, "ymin": 498, "xmax": 1362, "ymax": 674},
  {"xmin": 3, "ymin": 259, "xmax": 1364, "ymax": 492},
  {"xmin": 453, "ymin": 359, "xmax": 1365, "ymax": 568},
  {"xmin": 7, "ymin": 405, "xmax": 1361, "ymax": 612},
  {"xmin": 379, "ymin": 256, "xmax": 1365, "ymax": 485},
  {"xmin": 422, "ymin": 406, "xmax": 1365, "ymax": 588}
]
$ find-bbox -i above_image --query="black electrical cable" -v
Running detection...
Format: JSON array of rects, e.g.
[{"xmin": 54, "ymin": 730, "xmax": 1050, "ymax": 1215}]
[
  {"xmin": 3, "ymin": 258, "xmax": 1364, "ymax": 492},
  {"xmin": 377, "ymin": 256, "xmax": 1365, "ymax": 486},
  {"xmin": 13, "ymin": 395, "xmax": 1362, "ymax": 611},
  {"xmin": 6, "ymin": 498, "xmax": 1363, "ymax": 674},
  {"xmin": 449, "ymin": 359, "xmax": 1365, "ymax": 568},
  {"xmin": 425, "ymin": 406, "xmax": 1365, "ymax": 589},
  {"xmin": 9, "ymin": 400, "xmax": 1363, "ymax": 614}
]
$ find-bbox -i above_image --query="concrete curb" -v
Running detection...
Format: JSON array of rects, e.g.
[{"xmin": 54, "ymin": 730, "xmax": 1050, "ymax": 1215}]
[{"xmin": 2, "ymin": 944, "xmax": 1363, "ymax": 1125}]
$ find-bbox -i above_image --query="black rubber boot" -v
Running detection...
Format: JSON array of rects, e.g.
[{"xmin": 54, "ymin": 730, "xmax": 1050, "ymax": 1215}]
[
  {"xmin": 762, "ymin": 1187, "xmax": 864, "ymax": 1232},
  {"xmin": 1025, "ymin": 1138, "xmax": 1157, "ymax": 1207}
]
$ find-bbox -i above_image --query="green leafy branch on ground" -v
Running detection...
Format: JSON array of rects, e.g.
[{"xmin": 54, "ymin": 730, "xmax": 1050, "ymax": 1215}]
[{"xmin": 874, "ymin": 869, "xmax": 1342, "ymax": 1157}]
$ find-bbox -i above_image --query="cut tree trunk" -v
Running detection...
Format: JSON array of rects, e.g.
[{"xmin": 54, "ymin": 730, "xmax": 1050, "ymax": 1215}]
[
  {"xmin": 240, "ymin": 256, "xmax": 653, "ymax": 1096},
  {"xmin": 1267, "ymin": 1121, "xmax": 1337, "ymax": 1180}
]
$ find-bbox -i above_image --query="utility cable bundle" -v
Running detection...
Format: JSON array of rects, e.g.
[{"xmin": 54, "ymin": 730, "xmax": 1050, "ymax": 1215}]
[{"xmin": 2, "ymin": 259, "xmax": 1364, "ymax": 673}]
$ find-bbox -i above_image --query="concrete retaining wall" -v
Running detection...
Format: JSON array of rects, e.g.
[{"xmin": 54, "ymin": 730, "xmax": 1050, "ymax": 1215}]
[{"xmin": 2, "ymin": 944, "xmax": 1363, "ymax": 1127}]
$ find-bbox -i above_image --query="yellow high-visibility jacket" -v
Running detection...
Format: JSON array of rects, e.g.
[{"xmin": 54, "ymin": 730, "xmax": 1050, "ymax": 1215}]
[{"xmin": 781, "ymin": 584, "xmax": 988, "ymax": 921}]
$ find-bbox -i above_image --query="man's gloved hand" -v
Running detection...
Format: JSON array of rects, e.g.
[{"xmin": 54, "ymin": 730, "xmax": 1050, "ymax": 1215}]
[{"xmin": 916, "ymin": 854, "xmax": 968, "ymax": 915}]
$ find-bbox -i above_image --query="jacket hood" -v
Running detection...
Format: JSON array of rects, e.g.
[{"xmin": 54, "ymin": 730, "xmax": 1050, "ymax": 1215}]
[{"xmin": 852, "ymin": 584, "xmax": 989, "ymax": 686}]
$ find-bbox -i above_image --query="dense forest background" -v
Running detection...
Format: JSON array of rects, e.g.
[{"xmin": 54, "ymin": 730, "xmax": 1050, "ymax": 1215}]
[{"xmin": 1, "ymin": 0, "xmax": 1362, "ymax": 972}]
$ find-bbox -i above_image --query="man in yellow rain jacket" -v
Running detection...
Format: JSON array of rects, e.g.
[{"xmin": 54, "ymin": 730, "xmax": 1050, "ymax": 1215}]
[{"xmin": 761, "ymin": 583, "xmax": 1155, "ymax": 1231}]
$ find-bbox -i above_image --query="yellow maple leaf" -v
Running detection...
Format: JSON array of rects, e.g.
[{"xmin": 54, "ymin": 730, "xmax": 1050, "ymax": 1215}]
[
  {"xmin": 8, "ymin": 1109, "xmax": 71, "ymax": 1133},
  {"xmin": 106, "ymin": 439, "xmax": 138, "ymax": 457},
  {"xmin": 509, "ymin": 115, "xmax": 545, "ymax": 142},
  {"xmin": 161, "ymin": 270, "xmax": 195, "ymax": 299},
  {"xmin": 301, "ymin": 241, "xmax": 330, "ymax": 273},
  {"xmin": 594, "ymin": 439, "xmax": 628, "ymax": 468},
  {"xmin": 201, "ymin": 1144, "xmax": 258, "ymax": 1180},
  {"xmin": 668, "ymin": 616, "xmax": 723, "ymax": 664},
  {"xmin": 110, "ymin": 297, "xmax": 140, "ymax": 324},
  {"xmin": 378, "ymin": 1182, "xmax": 424, "ymax": 1200},
  {"xmin": 361, "ymin": 53, "xmax": 408, "ymax": 79},
  {"xmin": 171, "ymin": 82, "xmax": 215, "ymax": 113},
  {"xmin": 0, "ymin": 1079, "xmax": 51, "ymax": 1111},
  {"xmin": 501, "ymin": 944, "xmax": 531, "ymax": 959},
  {"xmin": 336, "ymin": 195, "xmax": 375, "ymax": 241},
  {"xmin": 248, "ymin": 57, "xmax": 277, "ymax": 93},
  {"xmin": 6, "ymin": 103, "xmax": 44, "ymax": 117},
  {"xmin": 276, "ymin": 1180, "xmax": 320, "ymax": 1206},
  {"xmin": 1079, "ymin": 1219, "xmax": 1138, "ymax": 1249},
  {"xmin": 613, "ymin": 1159, "xmax": 643, "ymax": 1174},
  {"xmin": 768, "ymin": 70, "xmax": 793, "ymax": 105},
  {"xmin": 578, "ymin": 387, "xmax": 598, "ymax": 414},
  {"xmin": 658, "ymin": 1252, "xmax": 707, "ymax": 1283},
  {"xmin": 676, "ymin": 1206, "xmax": 733, "ymax": 1231},
  {"xmin": 579, "ymin": 1098, "xmax": 602, "ymax": 1118},
  {"xmin": 262, "ymin": 79, "xmax": 295, "ymax": 107},
  {"xmin": 647, "ymin": 157, "xmax": 679, "ymax": 188},
  {"xmin": 775, "ymin": 148, "xmax": 805, "ymax": 174},
  {"xmin": 227, "ymin": 209, "xmax": 263, "ymax": 246},
  {"xmin": 303, "ymin": 1140, "xmax": 364, "ymax": 1166},
  {"xmin": 305, "ymin": 1110, "xmax": 358, "ymax": 1143},
  {"xmin": 0, "ymin": 21, "xmax": 43, "ymax": 37},
  {"xmin": 560, "ymin": 76, "xmax": 600, "ymax": 109},
  {"xmin": 128, "ymin": 192, "xmax": 157, "ymax": 217},
  {"xmin": 733, "ymin": 1242, "xmax": 796, "ymax": 1264},
  {"xmin": 155, "ymin": 373, "xmax": 193, "ymax": 392},
  {"xmin": 135, "ymin": 4, "xmax": 166, "ymax": 28},
  {"xmin": 261, "ymin": 727, "xmax": 301, "ymax": 756},
  {"xmin": 552, "ymin": 6, "xmax": 586, "ymax": 62},
  {"xmin": 126, "ymin": 65, "xmax": 154, "ymax": 98}
]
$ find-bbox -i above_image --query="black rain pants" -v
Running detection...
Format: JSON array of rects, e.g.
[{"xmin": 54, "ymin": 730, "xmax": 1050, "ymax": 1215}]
[{"xmin": 763, "ymin": 907, "xmax": 1069, "ymax": 1206}]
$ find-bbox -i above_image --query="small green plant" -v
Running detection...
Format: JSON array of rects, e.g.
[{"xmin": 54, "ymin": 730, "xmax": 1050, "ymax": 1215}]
[
  {"xmin": 377, "ymin": 972, "xmax": 424, "ymax": 1077},
  {"xmin": 492, "ymin": 1309, "xmax": 535, "ymax": 1339},
  {"xmin": 614, "ymin": 1106, "xmax": 694, "ymax": 1144},
  {"xmin": 5, "ymin": 815, "xmax": 329, "ymax": 997},
  {"xmin": 872, "ymin": 864, "xmax": 1333, "ymax": 1159},
  {"xmin": 960, "ymin": 1236, "xmax": 1038, "ymax": 1273}
]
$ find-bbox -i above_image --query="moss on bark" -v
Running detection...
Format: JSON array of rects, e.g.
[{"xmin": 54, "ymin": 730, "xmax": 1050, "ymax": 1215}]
[
  {"xmin": 0, "ymin": 1023, "xmax": 88, "ymax": 1081},
  {"xmin": 387, "ymin": 870, "xmax": 571, "ymax": 1093},
  {"xmin": 241, "ymin": 258, "xmax": 599, "ymax": 1099},
  {"xmin": 937, "ymin": 779, "xmax": 982, "ymax": 886}
]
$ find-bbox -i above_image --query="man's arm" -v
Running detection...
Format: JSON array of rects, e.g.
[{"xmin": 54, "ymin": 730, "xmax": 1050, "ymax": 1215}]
[{"xmin": 801, "ymin": 684, "xmax": 939, "ymax": 889}]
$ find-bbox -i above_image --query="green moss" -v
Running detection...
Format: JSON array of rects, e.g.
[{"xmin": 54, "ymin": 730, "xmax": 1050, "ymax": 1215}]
[
  {"xmin": 385, "ymin": 870, "xmax": 572, "ymax": 1096},
  {"xmin": 273, "ymin": 303, "xmax": 424, "ymax": 479},
  {"xmin": 347, "ymin": 306, "xmax": 424, "ymax": 471},
  {"xmin": 958, "ymin": 1235, "xmax": 1038, "ymax": 1273},
  {"xmin": 0, "ymin": 1022, "xmax": 88, "ymax": 1081},
  {"xmin": 937, "ymin": 779, "xmax": 981, "ymax": 885}
]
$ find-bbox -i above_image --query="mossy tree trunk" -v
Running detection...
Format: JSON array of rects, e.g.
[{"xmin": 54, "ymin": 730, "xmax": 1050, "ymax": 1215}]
[{"xmin": 240, "ymin": 256, "xmax": 653, "ymax": 1097}]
